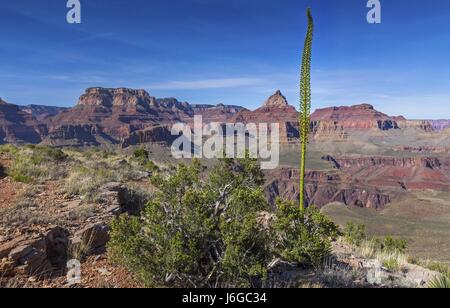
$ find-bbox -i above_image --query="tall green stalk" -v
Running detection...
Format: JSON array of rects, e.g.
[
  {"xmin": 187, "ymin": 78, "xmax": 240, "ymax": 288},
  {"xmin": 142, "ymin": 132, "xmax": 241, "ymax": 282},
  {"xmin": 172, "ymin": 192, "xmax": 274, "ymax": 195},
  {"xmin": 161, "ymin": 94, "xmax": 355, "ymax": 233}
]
[{"xmin": 299, "ymin": 8, "xmax": 314, "ymax": 211}]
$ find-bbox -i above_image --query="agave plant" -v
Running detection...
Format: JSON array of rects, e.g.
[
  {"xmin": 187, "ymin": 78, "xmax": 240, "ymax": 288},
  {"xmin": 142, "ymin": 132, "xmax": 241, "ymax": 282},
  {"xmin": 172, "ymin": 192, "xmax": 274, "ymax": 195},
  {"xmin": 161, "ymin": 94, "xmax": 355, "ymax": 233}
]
[
  {"xmin": 427, "ymin": 274, "xmax": 450, "ymax": 289},
  {"xmin": 299, "ymin": 8, "xmax": 314, "ymax": 211}
]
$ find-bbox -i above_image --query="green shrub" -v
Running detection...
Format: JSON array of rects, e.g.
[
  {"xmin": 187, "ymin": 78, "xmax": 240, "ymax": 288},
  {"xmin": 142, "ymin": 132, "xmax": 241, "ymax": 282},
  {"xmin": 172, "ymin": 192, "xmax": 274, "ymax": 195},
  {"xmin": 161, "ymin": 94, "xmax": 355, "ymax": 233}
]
[
  {"xmin": 133, "ymin": 148, "xmax": 149, "ymax": 161},
  {"xmin": 0, "ymin": 144, "xmax": 19, "ymax": 155},
  {"xmin": 109, "ymin": 157, "xmax": 272, "ymax": 288},
  {"xmin": 132, "ymin": 147, "xmax": 159, "ymax": 172},
  {"xmin": 273, "ymin": 201, "xmax": 340, "ymax": 267},
  {"xmin": 144, "ymin": 160, "xmax": 159, "ymax": 172},
  {"xmin": 343, "ymin": 222, "xmax": 366, "ymax": 246},
  {"xmin": 379, "ymin": 236, "xmax": 407, "ymax": 254}
]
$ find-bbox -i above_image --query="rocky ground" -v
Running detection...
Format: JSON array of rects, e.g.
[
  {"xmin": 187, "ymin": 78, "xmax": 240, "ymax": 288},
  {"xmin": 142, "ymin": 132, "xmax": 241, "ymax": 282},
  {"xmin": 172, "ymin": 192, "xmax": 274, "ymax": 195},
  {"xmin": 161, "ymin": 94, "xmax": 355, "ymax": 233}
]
[{"xmin": 0, "ymin": 146, "xmax": 155, "ymax": 287}]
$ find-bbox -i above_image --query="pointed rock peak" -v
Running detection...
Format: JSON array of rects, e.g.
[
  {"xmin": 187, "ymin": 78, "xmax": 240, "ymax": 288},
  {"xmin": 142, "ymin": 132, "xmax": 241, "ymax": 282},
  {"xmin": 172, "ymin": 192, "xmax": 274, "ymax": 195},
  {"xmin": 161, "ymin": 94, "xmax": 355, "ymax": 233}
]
[
  {"xmin": 0, "ymin": 98, "xmax": 8, "ymax": 105},
  {"xmin": 263, "ymin": 90, "xmax": 289, "ymax": 108}
]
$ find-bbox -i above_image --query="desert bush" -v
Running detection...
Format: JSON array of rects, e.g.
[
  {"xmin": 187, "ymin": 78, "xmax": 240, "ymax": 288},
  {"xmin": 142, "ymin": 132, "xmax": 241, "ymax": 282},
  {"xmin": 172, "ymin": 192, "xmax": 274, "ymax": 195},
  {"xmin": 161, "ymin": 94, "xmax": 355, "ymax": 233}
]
[
  {"xmin": 377, "ymin": 236, "xmax": 407, "ymax": 254},
  {"xmin": 273, "ymin": 201, "xmax": 340, "ymax": 267},
  {"xmin": 132, "ymin": 147, "xmax": 159, "ymax": 172},
  {"xmin": 343, "ymin": 222, "xmax": 367, "ymax": 247},
  {"xmin": 344, "ymin": 223, "xmax": 407, "ymax": 256},
  {"xmin": 0, "ymin": 144, "xmax": 19, "ymax": 155},
  {"xmin": 143, "ymin": 160, "xmax": 159, "ymax": 172},
  {"xmin": 427, "ymin": 274, "xmax": 450, "ymax": 289},
  {"xmin": 133, "ymin": 148, "xmax": 149, "ymax": 161},
  {"xmin": 109, "ymin": 157, "xmax": 273, "ymax": 288}
]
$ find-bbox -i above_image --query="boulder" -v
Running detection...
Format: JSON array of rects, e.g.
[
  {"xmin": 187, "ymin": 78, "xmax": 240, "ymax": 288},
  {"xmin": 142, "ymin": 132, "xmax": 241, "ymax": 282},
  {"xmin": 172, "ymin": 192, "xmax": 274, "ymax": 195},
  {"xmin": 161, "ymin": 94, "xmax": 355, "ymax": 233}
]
[
  {"xmin": 71, "ymin": 223, "xmax": 110, "ymax": 255},
  {"xmin": 363, "ymin": 259, "xmax": 440, "ymax": 288},
  {"xmin": 1, "ymin": 227, "xmax": 69, "ymax": 277},
  {"xmin": 98, "ymin": 182, "xmax": 127, "ymax": 215},
  {"xmin": 98, "ymin": 182, "xmax": 146, "ymax": 215},
  {"xmin": 0, "ymin": 235, "xmax": 29, "ymax": 259}
]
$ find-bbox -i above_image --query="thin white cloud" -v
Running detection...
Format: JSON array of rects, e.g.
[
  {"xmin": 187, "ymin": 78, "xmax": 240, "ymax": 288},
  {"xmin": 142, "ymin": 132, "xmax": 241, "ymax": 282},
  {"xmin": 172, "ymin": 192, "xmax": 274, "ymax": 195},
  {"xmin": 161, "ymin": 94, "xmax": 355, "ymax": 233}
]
[{"xmin": 146, "ymin": 78, "xmax": 266, "ymax": 90}]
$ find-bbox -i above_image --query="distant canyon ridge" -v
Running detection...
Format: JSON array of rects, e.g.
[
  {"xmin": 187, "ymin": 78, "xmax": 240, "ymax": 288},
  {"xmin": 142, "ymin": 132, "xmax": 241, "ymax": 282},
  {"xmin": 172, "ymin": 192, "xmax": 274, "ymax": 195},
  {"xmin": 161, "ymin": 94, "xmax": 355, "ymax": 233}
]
[
  {"xmin": 0, "ymin": 87, "xmax": 449, "ymax": 147},
  {"xmin": 1, "ymin": 88, "xmax": 450, "ymax": 210}
]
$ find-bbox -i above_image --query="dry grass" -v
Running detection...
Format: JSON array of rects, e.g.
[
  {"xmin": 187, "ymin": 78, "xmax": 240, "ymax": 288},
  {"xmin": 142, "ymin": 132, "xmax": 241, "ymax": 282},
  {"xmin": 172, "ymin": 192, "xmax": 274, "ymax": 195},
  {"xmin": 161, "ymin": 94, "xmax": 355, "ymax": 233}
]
[
  {"xmin": 63, "ymin": 151, "xmax": 148, "ymax": 202},
  {"xmin": 318, "ymin": 256, "xmax": 366, "ymax": 288},
  {"xmin": 68, "ymin": 229, "xmax": 98, "ymax": 261},
  {"xmin": 1, "ymin": 145, "xmax": 68, "ymax": 183},
  {"xmin": 0, "ymin": 188, "xmax": 59, "ymax": 226}
]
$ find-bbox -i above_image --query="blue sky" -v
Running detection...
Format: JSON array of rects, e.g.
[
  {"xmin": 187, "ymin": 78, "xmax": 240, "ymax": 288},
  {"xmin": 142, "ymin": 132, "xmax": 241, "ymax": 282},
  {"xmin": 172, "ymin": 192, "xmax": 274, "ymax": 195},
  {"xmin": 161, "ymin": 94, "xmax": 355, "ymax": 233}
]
[{"xmin": 0, "ymin": 0, "xmax": 449, "ymax": 119}]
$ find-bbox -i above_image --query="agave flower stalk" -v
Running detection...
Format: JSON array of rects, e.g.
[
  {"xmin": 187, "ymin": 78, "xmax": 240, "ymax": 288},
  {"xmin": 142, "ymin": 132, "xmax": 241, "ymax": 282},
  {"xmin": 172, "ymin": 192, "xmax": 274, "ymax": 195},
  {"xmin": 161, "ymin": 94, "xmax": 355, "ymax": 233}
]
[{"xmin": 299, "ymin": 8, "xmax": 314, "ymax": 211}]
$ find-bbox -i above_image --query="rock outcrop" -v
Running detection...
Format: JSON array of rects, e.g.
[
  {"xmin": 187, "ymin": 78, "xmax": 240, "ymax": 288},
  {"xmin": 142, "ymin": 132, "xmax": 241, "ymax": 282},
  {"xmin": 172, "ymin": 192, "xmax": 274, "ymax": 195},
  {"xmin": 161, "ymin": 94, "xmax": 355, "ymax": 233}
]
[
  {"xmin": 0, "ymin": 227, "xmax": 69, "ymax": 277},
  {"xmin": 428, "ymin": 120, "xmax": 450, "ymax": 131},
  {"xmin": 394, "ymin": 146, "xmax": 450, "ymax": 154},
  {"xmin": 311, "ymin": 104, "xmax": 399, "ymax": 131},
  {"xmin": 0, "ymin": 98, "xmax": 45, "ymax": 144},
  {"xmin": 20, "ymin": 105, "xmax": 68, "ymax": 121},
  {"xmin": 265, "ymin": 168, "xmax": 392, "ymax": 209},
  {"xmin": 191, "ymin": 103, "xmax": 245, "ymax": 123},
  {"xmin": 311, "ymin": 121, "xmax": 348, "ymax": 140},
  {"xmin": 396, "ymin": 120, "xmax": 434, "ymax": 132},
  {"xmin": 40, "ymin": 88, "xmax": 246, "ymax": 147},
  {"xmin": 322, "ymin": 155, "xmax": 450, "ymax": 191}
]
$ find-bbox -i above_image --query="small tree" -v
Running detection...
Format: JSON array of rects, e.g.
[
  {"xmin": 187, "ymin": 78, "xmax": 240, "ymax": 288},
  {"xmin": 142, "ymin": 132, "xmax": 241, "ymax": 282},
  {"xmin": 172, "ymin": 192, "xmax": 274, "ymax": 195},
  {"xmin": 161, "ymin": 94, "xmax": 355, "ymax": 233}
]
[{"xmin": 299, "ymin": 8, "xmax": 314, "ymax": 210}]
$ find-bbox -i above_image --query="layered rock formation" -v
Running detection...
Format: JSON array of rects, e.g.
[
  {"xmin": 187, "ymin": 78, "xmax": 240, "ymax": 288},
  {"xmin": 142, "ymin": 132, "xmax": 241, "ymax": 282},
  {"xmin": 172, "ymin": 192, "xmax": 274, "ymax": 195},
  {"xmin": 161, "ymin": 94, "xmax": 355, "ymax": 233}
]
[
  {"xmin": 265, "ymin": 168, "xmax": 392, "ymax": 209},
  {"xmin": 266, "ymin": 154, "xmax": 450, "ymax": 209},
  {"xmin": 40, "ymin": 88, "xmax": 244, "ymax": 147},
  {"xmin": 191, "ymin": 103, "xmax": 245, "ymax": 123},
  {"xmin": 311, "ymin": 121, "xmax": 348, "ymax": 140},
  {"xmin": 429, "ymin": 120, "xmax": 450, "ymax": 131},
  {"xmin": 19, "ymin": 105, "xmax": 68, "ymax": 121},
  {"xmin": 0, "ymin": 98, "xmax": 45, "ymax": 144},
  {"xmin": 394, "ymin": 146, "xmax": 450, "ymax": 154},
  {"xmin": 396, "ymin": 120, "xmax": 434, "ymax": 132},
  {"xmin": 311, "ymin": 104, "xmax": 399, "ymax": 131},
  {"xmin": 322, "ymin": 155, "xmax": 450, "ymax": 191},
  {"xmin": 2, "ymin": 88, "xmax": 449, "ymax": 147}
]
